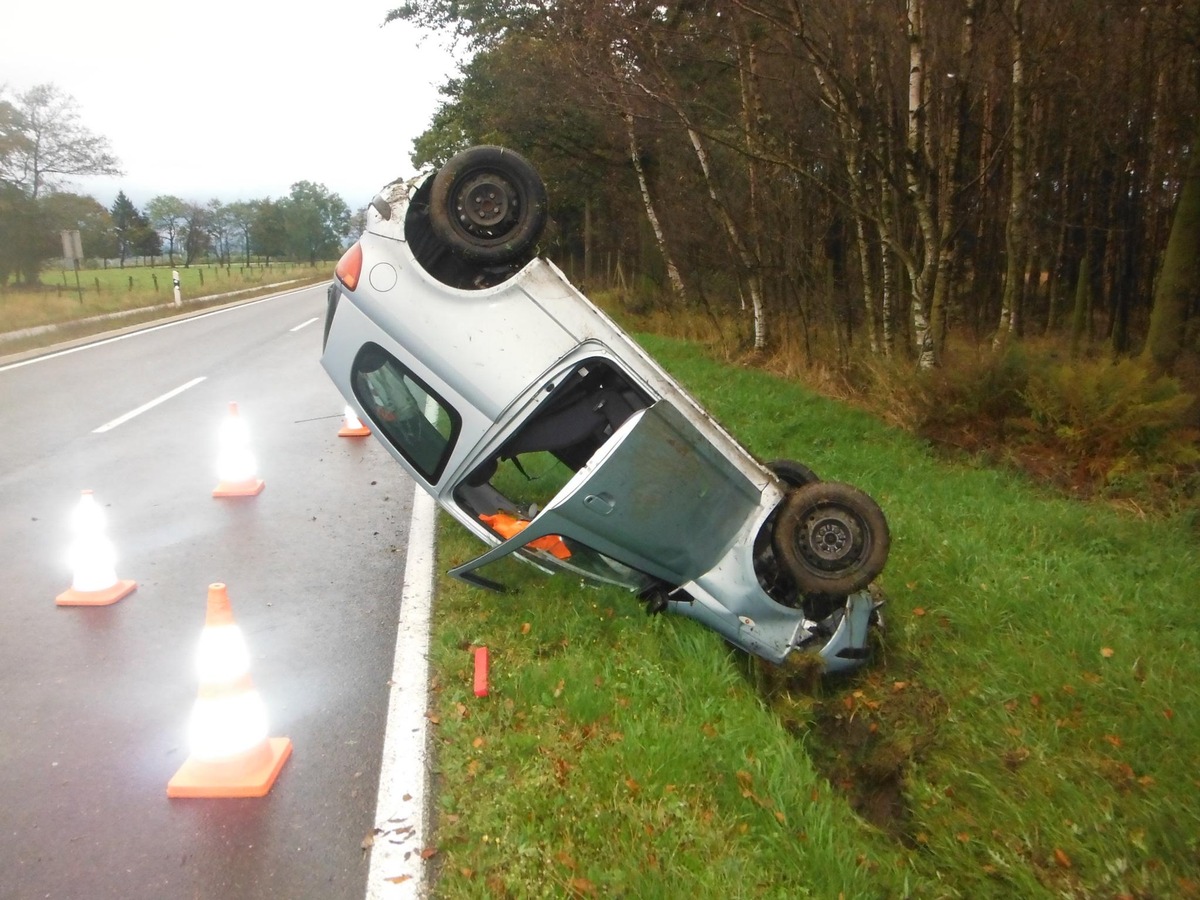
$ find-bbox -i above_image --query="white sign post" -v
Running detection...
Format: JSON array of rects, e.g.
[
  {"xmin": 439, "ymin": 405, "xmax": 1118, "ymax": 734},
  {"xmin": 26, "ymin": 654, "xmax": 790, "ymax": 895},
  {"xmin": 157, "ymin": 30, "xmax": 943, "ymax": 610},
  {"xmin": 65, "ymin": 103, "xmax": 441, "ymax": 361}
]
[
  {"xmin": 172, "ymin": 269, "xmax": 182, "ymax": 307},
  {"xmin": 60, "ymin": 230, "xmax": 84, "ymax": 304}
]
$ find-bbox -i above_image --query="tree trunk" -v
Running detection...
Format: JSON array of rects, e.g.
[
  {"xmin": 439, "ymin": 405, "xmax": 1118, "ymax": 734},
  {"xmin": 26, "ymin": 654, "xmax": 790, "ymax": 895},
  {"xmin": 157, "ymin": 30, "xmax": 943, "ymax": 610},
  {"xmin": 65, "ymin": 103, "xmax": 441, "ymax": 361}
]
[
  {"xmin": 1142, "ymin": 120, "xmax": 1200, "ymax": 373},
  {"xmin": 929, "ymin": 0, "xmax": 978, "ymax": 356},
  {"xmin": 583, "ymin": 198, "xmax": 592, "ymax": 284},
  {"xmin": 995, "ymin": 0, "xmax": 1028, "ymax": 351},
  {"xmin": 622, "ymin": 111, "xmax": 687, "ymax": 302},
  {"xmin": 1069, "ymin": 251, "xmax": 1091, "ymax": 359},
  {"xmin": 906, "ymin": 0, "xmax": 938, "ymax": 368}
]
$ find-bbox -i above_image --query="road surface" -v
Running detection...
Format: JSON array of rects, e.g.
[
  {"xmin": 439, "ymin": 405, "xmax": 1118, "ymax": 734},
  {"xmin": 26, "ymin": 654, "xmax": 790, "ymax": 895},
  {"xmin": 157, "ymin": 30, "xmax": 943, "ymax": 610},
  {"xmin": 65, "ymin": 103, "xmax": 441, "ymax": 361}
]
[{"xmin": 0, "ymin": 285, "xmax": 424, "ymax": 899}]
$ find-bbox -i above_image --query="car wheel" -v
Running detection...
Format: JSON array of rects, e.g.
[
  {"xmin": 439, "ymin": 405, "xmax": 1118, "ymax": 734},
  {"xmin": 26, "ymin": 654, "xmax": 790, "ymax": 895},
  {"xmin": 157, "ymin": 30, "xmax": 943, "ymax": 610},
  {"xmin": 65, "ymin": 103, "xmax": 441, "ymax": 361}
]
[
  {"xmin": 766, "ymin": 458, "xmax": 819, "ymax": 487},
  {"xmin": 428, "ymin": 145, "xmax": 548, "ymax": 264},
  {"xmin": 772, "ymin": 481, "xmax": 889, "ymax": 596}
]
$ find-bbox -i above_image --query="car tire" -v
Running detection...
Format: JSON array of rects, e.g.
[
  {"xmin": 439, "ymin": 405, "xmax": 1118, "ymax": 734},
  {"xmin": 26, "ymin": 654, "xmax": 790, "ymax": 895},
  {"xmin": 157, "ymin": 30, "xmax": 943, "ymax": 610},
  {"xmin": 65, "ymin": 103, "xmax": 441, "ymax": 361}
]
[
  {"xmin": 428, "ymin": 145, "xmax": 548, "ymax": 264},
  {"xmin": 772, "ymin": 481, "xmax": 889, "ymax": 596}
]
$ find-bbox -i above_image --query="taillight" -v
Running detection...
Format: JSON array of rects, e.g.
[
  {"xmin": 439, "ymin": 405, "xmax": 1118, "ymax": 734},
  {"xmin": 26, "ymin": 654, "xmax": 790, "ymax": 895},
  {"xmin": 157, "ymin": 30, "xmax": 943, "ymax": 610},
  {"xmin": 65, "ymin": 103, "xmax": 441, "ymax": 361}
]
[{"xmin": 335, "ymin": 242, "xmax": 363, "ymax": 291}]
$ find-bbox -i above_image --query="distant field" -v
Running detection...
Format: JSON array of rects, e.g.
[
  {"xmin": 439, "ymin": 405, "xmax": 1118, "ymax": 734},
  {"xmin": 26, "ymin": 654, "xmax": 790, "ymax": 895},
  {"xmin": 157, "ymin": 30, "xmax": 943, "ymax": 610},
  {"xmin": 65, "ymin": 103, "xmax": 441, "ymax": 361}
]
[{"xmin": 0, "ymin": 261, "xmax": 332, "ymax": 342}]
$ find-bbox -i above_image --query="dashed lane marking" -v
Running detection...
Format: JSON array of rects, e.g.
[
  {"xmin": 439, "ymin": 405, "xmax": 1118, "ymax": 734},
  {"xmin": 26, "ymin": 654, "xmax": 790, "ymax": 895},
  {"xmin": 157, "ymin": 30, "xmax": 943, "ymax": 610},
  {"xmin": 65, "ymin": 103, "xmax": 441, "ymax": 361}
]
[{"xmin": 92, "ymin": 377, "xmax": 207, "ymax": 433}]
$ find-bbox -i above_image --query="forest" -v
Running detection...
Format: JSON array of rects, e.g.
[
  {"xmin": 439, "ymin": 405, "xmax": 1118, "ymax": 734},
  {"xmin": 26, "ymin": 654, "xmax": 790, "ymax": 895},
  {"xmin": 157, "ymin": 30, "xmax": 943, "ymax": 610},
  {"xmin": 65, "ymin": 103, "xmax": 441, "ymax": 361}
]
[
  {"xmin": 390, "ymin": 0, "xmax": 1200, "ymax": 512},
  {"xmin": 395, "ymin": 0, "xmax": 1199, "ymax": 369}
]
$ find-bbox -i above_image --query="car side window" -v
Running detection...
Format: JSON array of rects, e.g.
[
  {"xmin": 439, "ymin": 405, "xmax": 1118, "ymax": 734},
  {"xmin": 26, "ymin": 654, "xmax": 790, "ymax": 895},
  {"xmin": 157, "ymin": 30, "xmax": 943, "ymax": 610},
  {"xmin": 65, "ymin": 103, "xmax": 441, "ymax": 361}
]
[{"xmin": 351, "ymin": 344, "xmax": 459, "ymax": 482}]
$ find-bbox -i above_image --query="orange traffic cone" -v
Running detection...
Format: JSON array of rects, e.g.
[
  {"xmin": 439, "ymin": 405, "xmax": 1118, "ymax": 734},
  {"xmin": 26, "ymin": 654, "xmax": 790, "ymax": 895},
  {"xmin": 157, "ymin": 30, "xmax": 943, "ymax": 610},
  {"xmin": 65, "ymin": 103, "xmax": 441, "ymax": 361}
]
[
  {"xmin": 168, "ymin": 583, "xmax": 292, "ymax": 798},
  {"xmin": 56, "ymin": 490, "xmax": 137, "ymax": 607},
  {"xmin": 212, "ymin": 402, "xmax": 265, "ymax": 497},
  {"xmin": 337, "ymin": 404, "xmax": 371, "ymax": 437}
]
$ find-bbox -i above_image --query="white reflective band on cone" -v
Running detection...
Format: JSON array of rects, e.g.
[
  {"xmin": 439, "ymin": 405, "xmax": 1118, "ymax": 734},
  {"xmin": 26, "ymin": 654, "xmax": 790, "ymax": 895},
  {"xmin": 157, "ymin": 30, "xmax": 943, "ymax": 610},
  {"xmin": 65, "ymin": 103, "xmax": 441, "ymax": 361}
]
[
  {"xmin": 188, "ymin": 691, "xmax": 269, "ymax": 761},
  {"xmin": 196, "ymin": 624, "xmax": 251, "ymax": 684}
]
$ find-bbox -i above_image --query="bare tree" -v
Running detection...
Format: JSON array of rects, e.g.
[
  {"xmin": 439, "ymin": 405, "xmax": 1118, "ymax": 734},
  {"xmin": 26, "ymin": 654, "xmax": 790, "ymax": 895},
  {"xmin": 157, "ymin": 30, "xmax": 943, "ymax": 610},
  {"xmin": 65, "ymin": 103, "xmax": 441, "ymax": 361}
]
[{"xmin": 0, "ymin": 83, "xmax": 121, "ymax": 198}]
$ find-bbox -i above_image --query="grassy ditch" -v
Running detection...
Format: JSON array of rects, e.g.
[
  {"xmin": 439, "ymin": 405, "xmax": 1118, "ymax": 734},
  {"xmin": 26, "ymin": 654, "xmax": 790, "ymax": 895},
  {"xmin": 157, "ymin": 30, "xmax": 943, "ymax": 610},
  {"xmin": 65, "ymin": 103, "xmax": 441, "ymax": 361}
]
[{"xmin": 423, "ymin": 334, "xmax": 1200, "ymax": 898}]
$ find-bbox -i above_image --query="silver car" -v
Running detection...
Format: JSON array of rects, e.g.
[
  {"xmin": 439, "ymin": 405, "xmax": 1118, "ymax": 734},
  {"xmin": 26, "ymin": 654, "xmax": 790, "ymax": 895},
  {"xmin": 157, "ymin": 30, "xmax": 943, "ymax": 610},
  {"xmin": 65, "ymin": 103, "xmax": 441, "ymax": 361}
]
[{"xmin": 321, "ymin": 146, "xmax": 889, "ymax": 672}]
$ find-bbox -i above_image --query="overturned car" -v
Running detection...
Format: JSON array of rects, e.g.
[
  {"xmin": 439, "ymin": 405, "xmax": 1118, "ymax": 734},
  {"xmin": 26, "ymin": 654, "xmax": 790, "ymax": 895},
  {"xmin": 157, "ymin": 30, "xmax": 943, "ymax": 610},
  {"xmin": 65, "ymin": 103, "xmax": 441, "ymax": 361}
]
[{"xmin": 321, "ymin": 146, "xmax": 890, "ymax": 673}]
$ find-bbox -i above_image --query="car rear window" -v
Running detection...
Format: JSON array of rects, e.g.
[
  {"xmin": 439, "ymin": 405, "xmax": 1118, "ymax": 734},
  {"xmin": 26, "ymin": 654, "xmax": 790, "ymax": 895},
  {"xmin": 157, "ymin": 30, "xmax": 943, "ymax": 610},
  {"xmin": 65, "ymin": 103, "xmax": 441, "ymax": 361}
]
[{"xmin": 351, "ymin": 343, "xmax": 460, "ymax": 482}]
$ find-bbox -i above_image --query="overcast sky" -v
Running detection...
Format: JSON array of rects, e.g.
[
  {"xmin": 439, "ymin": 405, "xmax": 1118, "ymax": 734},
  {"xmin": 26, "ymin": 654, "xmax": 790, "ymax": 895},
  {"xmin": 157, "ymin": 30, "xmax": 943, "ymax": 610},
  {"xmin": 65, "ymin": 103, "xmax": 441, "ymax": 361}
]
[{"xmin": 1, "ymin": 1, "xmax": 463, "ymax": 211}]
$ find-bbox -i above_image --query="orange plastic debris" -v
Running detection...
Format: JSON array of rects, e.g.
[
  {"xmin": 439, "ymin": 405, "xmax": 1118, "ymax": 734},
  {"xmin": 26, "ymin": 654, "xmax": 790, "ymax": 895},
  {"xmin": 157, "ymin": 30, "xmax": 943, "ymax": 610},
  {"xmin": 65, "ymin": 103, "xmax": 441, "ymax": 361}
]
[
  {"xmin": 479, "ymin": 512, "xmax": 571, "ymax": 560},
  {"xmin": 473, "ymin": 646, "xmax": 489, "ymax": 697}
]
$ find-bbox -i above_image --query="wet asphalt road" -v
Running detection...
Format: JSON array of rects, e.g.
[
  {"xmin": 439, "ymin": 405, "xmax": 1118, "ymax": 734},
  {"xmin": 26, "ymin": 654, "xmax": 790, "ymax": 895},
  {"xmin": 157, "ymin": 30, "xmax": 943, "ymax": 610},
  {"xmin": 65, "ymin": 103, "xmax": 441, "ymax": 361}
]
[{"xmin": 0, "ymin": 285, "xmax": 418, "ymax": 899}]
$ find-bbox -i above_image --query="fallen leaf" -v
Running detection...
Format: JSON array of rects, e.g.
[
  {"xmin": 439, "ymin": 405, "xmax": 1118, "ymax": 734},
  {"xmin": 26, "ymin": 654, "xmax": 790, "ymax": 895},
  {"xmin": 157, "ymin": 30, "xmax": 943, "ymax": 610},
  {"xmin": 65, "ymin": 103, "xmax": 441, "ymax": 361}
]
[
  {"xmin": 521, "ymin": 622, "xmax": 531, "ymax": 634},
  {"xmin": 1101, "ymin": 647, "xmax": 1115, "ymax": 658},
  {"xmin": 892, "ymin": 681, "xmax": 908, "ymax": 692},
  {"xmin": 385, "ymin": 874, "xmax": 412, "ymax": 884},
  {"xmin": 569, "ymin": 877, "xmax": 597, "ymax": 896},
  {"xmin": 625, "ymin": 777, "xmax": 641, "ymax": 794},
  {"xmin": 912, "ymin": 607, "xmax": 927, "ymax": 617},
  {"xmin": 774, "ymin": 810, "xmax": 787, "ymax": 824},
  {"xmin": 956, "ymin": 832, "xmax": 971, "ymax": 843},
  {"xmin": 420, "ymin": 847, "xmax": 438, "ymax": 860},
  {"xmin": 1029, "ymin": 693, "xmax": 1041, "ymax": 707},
  {"xmin": 361, "ymin": 834, "xmax": 375, "ymax": 851},
  {"xmin": 1163, "ymin": 708, "xmax": 1175, "ymax": 720},
  {"xmin": 1104, "ymin": 734, "xmax": 1122, "ymax": 747},
  {"xmin": 553, "ymin": 679, "xmax": 565, "ymax": 698},
  {"xmin": 460, "ymin": 867, "xmax": 475, "ymax": 878},
  {"xmin": 1054, "ymin": 848, "xmax": 1072, "ymax": 868},
  {"xmin": 472, "ymin": 736, "xmax": 484, "ymax": 748}
]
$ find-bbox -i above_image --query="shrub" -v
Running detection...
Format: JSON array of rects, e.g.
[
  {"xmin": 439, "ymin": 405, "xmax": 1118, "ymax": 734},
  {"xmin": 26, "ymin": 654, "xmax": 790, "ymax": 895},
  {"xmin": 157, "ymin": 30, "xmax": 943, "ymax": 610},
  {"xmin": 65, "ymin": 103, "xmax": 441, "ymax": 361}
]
[{"xmin": 1020, "ymin": 357, "xmax": 1199, "ymax": 468}]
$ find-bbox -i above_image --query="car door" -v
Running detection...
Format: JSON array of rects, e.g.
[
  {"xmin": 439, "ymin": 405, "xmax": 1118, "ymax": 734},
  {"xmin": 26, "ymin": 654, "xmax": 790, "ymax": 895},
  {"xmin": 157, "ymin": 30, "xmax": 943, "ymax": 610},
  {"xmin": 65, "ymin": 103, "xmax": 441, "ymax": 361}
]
[{"xmin": 449, "ymin": 399, "xmax": 764, "ymax": 591}]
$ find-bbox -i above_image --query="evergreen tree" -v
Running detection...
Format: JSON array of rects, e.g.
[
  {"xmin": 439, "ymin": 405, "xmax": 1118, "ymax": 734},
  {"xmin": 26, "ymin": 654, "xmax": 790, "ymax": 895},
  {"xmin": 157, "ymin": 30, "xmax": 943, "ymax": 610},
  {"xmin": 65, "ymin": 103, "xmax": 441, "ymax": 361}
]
[{"xmin": 110, "ymin": 190, "xmax": 139, "ymax": 266}]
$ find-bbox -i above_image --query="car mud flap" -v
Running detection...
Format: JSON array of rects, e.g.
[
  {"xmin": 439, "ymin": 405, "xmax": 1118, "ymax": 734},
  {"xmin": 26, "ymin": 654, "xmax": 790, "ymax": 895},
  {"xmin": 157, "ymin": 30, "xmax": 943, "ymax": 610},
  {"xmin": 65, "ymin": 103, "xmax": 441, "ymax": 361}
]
[{"xmin": 815, "ymin": 590, "xmax": 876, "ymax": 674}]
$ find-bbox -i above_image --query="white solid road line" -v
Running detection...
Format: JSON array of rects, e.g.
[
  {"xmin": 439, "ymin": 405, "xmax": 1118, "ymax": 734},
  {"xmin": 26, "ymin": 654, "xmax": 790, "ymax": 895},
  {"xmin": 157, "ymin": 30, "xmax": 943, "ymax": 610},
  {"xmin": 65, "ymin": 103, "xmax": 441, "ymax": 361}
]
[
  {"xmin": 290, "ymin": 317, "xmax": 319, "ymax": 332},
  {"xmin": 366, "ymin": 484, "xmax": 438, "ymax": 899},
  {"xmin": 92, "ymin": 377, "xmax": 208, "ymax": 433}
]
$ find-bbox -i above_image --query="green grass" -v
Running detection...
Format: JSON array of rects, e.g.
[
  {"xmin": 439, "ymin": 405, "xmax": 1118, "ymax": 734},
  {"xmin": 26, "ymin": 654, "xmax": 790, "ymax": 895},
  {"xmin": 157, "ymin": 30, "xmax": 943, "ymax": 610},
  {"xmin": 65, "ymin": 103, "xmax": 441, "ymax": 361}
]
[{"xmin": 425, "ymin": 334, "xmax": 1200, "ymax": 898}]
